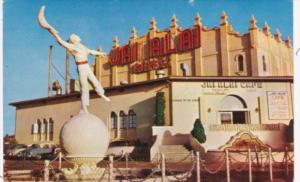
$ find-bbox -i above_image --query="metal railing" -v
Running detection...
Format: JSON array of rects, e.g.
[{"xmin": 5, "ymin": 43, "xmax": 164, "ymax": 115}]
[{"xmin": 4, "ymin": 147, "xmax": 294, "ymax": 182}]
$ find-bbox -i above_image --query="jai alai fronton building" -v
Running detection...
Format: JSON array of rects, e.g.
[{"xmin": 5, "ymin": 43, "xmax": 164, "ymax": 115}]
[{"xmin": 10, "ymin": 12, "xmax": 293, "ymax": 158}]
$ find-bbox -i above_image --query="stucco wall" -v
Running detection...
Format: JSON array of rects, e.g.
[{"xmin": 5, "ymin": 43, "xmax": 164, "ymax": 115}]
[
  {"xmin": 97, "ymin": 19, "xmax": 292, "ymax": 87},
  {"xmin": 171, "ymin": 81, "xmax": 293, "ymax": 128},
  {"xmin": 14, "ymin": 82, "xmax": 170, "ymax": 146},
  {"xmin": 15, "ymin": 98, "xmax": 81, "ymax": 145}
]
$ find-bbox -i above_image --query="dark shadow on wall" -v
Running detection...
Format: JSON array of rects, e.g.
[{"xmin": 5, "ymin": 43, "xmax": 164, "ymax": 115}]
[
  {"xmin": 161, "ymin": 130, "xmax": 205, "ymax": 155},
  {"xmin": 130, "ymin": 96, "xmax": 156, "ymax": 143}
]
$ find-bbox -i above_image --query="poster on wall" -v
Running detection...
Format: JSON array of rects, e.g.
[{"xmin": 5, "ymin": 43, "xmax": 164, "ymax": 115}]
[{"xmin": 267, "ymin": 91, "xmax": 290, "ymax": 120}]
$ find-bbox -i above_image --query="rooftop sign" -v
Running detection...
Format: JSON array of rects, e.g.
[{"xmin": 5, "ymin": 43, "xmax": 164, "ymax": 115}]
[{"xmin": 109, "ymin": 25, "xmax": 201, "ymax": 73}]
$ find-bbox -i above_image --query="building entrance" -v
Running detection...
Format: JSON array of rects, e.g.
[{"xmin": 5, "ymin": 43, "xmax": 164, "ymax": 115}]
[
  {"xmin": 219, "ymin": 95, "xmax": 249, "ymax": 124},
  {"xmin": 232, "ymin": 111, "xmax": 246, "ymax": 124}
]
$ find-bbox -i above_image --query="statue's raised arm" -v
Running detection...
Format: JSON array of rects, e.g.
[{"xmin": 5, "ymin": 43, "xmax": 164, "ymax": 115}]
[
  {"xmin": 89, "ymin": 49, "xmax": 106, "ymax": 57},
  {"xmin": 38, "ymin": 6, "xmax": 74, "ymax": 51},
  {"xmin": 38, "ymin": 6, "xmax": 58, "ymax": 34}
]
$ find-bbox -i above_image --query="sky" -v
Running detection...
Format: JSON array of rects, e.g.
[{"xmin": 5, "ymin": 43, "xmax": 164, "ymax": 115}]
[{"xmin": 3, "ymin": 0, "xmax": 293, "ymax": 135}]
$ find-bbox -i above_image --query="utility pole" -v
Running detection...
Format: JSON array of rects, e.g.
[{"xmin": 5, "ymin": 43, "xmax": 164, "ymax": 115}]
[
  {"xmin": 48, "ymin": 45, "xmax": 53, "ymax": 97},
  {"xmin": 65, "ymin": 49, "xmax": 70, "ymax": 95}
]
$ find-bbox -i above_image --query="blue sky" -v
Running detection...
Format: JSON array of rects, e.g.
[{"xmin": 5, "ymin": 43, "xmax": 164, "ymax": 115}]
[{"xmin": 3, "ymin": 0, "xmax": 293, "ymax": 135}]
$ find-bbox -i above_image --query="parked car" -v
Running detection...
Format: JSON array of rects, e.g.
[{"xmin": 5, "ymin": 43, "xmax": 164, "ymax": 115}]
[
  {"xmin": 106, "ymin": 140, "xmax": 135, "ymax": 157},
  {"xmin": 18, "ymin": 144, "xmax": 54, "ymax": 160},
  {"xmin": 3, "ymin": 135, "xmax": 17, "ymax": 154},
  {"xmin": 5, "ymin": 144, "xmax": 28, "ymax": 158}
]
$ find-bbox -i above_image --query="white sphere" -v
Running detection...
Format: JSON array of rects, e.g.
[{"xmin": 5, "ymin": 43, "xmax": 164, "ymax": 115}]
[{"xmin": 60, "ymin": 112, "xmax": 109, "ymax": 158}]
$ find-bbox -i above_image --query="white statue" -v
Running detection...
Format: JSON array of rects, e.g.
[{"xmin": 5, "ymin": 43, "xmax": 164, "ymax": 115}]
[{"xmin": 38, "ymin": 6, "xmax": 110, "ymax": 113}]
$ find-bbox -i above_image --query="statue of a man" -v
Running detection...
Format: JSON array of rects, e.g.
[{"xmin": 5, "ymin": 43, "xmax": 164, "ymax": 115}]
[{"xmin": 38, "ymin": 6, "xmax": 110, "ymax": 113}]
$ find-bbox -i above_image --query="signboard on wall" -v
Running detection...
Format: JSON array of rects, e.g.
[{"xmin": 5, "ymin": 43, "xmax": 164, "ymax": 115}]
[{"xmin": 267, "ymin": 91, "xmax": 290, "ymax": 119}]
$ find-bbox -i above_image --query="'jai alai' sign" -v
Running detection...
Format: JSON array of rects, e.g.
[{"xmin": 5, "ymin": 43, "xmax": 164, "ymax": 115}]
[{"xmin": 109, "ymin": 25, "xmax": 201, "ymax": 74}]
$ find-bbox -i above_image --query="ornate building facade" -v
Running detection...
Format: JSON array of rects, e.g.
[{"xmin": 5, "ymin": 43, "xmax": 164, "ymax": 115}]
[{"xmin": 11, "ymin": 12, "xmax": 293, "ymax": 154}]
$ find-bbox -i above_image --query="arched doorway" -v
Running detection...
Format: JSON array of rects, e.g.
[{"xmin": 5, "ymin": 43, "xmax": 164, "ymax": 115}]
[{"xmin": 219, "ymin": 95, "xmax": 249, "ymax": 124}]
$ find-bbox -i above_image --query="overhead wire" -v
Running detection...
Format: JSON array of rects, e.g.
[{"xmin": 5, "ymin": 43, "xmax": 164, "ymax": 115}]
[{"xmin": 51, "ymin": 61, "xmax": 80, "ymax": 89}]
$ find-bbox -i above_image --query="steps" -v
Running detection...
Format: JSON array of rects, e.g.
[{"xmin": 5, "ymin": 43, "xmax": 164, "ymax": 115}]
[
  {"xmin": 159, "ymin": 145, "xmax": 193, "ymax": 163},
  {"xmin": 5, "ymin": 170, "xmax": 35, "ymax": 181}
]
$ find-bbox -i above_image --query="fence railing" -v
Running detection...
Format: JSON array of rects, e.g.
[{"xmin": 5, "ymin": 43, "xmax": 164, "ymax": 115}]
[{"xmin": 4, "ymin": 147, "xmax": 294, "ymax": 182}]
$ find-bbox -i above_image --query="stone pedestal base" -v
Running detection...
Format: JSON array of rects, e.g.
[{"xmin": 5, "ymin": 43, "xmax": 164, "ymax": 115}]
[
  {"xmin": 59, "ymin": 112, "xmax": 110, "ymax": 181},
  {"xmin": 61, "ymin": 157, "xmax": 107, "ymax": 181},
  {"xmin": 61, "ymin": 167, "xmax": 106, "ymax": 181}
]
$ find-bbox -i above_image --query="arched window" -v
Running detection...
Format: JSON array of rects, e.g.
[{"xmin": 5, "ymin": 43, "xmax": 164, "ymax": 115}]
[
  {"xmin": 32, "ymin": 121, "xmax": 38, "ymax": 134},
  {"xmin": 180, "ymin": 63, "xmax": 190, "ymax": 76},
  {"xmin": 128, "ymin": 110, "xmax": 137, "ymax": 128},
  {"xmin": 151, "ymin": 38, "xmax": 161, "ymax": 57},
  {"xmin": 37, "ymin": 119, "xmax": 42, "ymax": 141},
  {"xmin": 180, "ymin": 29, "xmax": 193, "ymax": 50},
  {"xmin": 42, "ymin": 119, "xmax": 47, "ymax": 134},
  {"xmin": 111, "ymin": 112, "xmax": 118, "ymax": 129},
  {"xmin": 237, "ymin": 55, "xmax": 244, "ymax": 72},
  {"xmin": 119, "ymin": 111, "xmax": 127, "ymax": 129},
  {"xmin": 37, "ymin": 119, "xmax": 42, "ymax": 134},
  {"xmin": 49, "ymin": 118, "xmax": 54, "ymax": 141},
  {"xmin": 32, "ymin": 121, "xmax": 39, "ymax": 141},
  {"xmin": 42, "ymin": 119, "xmax": 48, "ymax": 141},
  {"xmin": 262, "ymin": 55, "xmax": 267, "ymax": 71}
]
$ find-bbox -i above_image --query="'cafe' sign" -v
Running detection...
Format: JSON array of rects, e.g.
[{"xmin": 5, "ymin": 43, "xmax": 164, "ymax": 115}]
[{"xmin": 109, "ymin": 25, "xmax": 201, "ymax": 73}]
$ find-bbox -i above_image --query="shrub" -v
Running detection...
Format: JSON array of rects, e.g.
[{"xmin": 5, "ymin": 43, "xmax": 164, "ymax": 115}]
[
  {"xmin": 155, "ymin": 92, "xmax": 165, "ymax": 126},
  {"xmin": 191, "ymin": 119, "xmax": 206, "ymax": 143},
  {"xmin": 287, "ymin": 119, "xmax": 294, "ymax": 143}
]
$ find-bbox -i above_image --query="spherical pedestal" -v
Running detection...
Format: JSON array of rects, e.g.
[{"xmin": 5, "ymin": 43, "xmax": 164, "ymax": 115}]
[{"xmin": 60, "ymin": 111, "xmax": 109, "ymax": 180}]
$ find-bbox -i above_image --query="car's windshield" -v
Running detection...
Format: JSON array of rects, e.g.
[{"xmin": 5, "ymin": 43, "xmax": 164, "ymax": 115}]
[
  {"xmin": 31, "ymin": 144, "xmax": 40, "ymax": 148},
  {"xmin": 15, "ymin": 145, "xmax": 26, "ymax": 149},
  {"xmin": 9, "ymin": 144, "xmax": 26, "ymax": 149}
]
